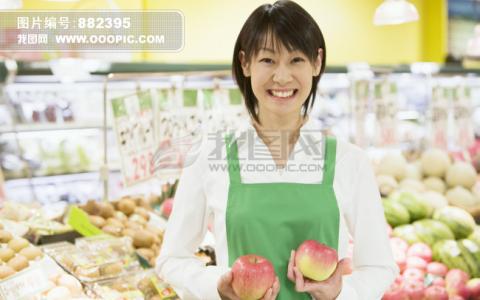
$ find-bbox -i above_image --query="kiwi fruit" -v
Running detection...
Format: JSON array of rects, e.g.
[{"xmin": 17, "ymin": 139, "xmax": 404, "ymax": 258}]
[
  {"xmin": 19, "ymin": 246, "xmax": 42, "ymax": 260},
  {"xmin": 98, "ymin": 202, "xmax": 115, "ymax": 219},
  {"xmin": 8, "ymin": 255, "xmax": 29, "ymax": 271},
  {"xmin": 129, "ymin": 214, "xmax": 147, "ymax": 226},
  {"xmin": 106, "ymin": 218, "xmax": 124, "ymax": 229},
  {"xmin": 0, "ymin": 265, "xmax": 15, "ymax": 279},
  {"xmin": 118, "ymin": 199, "xmax": 136, "ymax": 216},
  {"xmin": 136, "ymin": 248, "xmax": 155, "ymax": 260},
  {"xmin": 134, "ymin": 207, "xmax": 150, "ymax": 221},
  {"xmin": 8, "ymin": 238, "xmax": 29, "ymax": 252},
  {"xmin": 133, "ymin": 230, "xmax": 154, "ymax": 248},
  {"xmin": 0, "ymin": 231, "xmax": 13, "ymax": 243},
  {"xmin": 101, "ymin": 225, "xmax": 122, "ymax": 237},
  {"xmin": 100, "ymin": 262, "xmax": 123, "ymax": 276},
  {"xmin": 83, "ymin": 200, "xmax": 101, "ymax": 215},
  {"xmin": 113, "ymin": 211, "xmax": 128, "ymax": 223},
  {"xmin": 0, "ymin": 248, "xmax": 15, "ymax": 262},
  {"xmin": 126, "ymin": 221, "xmax": 144, "ymax": 231},
  {"xmin": 122, "ymin": 228, "xmax": 136, "ymax": 239},
  {"xmin": 89, "ymin": 215, "xmax": 106, "ymax": 228}
]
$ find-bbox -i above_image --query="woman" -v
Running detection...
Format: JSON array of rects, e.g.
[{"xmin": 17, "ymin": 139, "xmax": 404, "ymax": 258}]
[{"xmin": 156, "ymin": 1, "xmax": 399, "ymax": 299}]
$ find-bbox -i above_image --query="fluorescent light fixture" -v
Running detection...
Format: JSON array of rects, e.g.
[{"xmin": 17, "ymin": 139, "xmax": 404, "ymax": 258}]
[
  {"xmin": 0, "ymin": 0, "xmax": 22, "ymax": 9},
  {"xmin": 466, "ymin": 25, "xmax": 480, "ymax": 58},
  {"xmin": 49, "ymin": 58, "xmax": 92, "ymax": 84},
  {"xmin": 410, "ymin": 62, "xmax": 440, "ymax": 75},
  {"xmin": 374, "ymin": 0, "xmax": 419, "ymax": 26}
]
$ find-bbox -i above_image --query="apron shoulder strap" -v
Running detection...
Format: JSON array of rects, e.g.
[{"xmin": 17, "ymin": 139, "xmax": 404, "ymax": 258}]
[
  {"xmin": 225, "ymin": 133, "xmax": 242, "ymax": 185},
  {"xmin": 322, "ymin": 136, "xmax": 337, "ymax": 185}
]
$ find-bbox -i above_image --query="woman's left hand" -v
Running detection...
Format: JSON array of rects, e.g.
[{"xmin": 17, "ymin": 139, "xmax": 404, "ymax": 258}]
[{"xmin": 287, "ymin": 250, "xmax": 352, "ymax": 300}]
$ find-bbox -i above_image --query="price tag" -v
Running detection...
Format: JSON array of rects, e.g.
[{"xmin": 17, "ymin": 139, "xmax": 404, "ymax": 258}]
[
  {"xmin": 67, "ymin": 206, "xmax": 104, "ymax": 236},
  {"xmin": 111, "ymin": 90, "xmax": 156, "ymax": 186},
  {"xmin": 0, "ymin": 265, "xmax": 50, "ymax": 300}
]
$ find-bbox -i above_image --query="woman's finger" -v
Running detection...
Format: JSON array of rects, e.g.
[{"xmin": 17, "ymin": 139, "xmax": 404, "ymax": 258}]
[
  {"xmin": 293, "ymin": 266, "xmax": 306, "ymax": 292},
  {"xmin": 217, "ymin": 271, "xmax": 233, "ymax": 291},
  {"xmin": 262, "ymin": 287, "xmax": 273, "ymax": 300},
  {"xmin": 287, "ymin": 250, "xmax": 295, "ymax": 281},
  {"xmin": 338, "ymin": 258, "xmax": 353, "ymax": 275},
  {"xmin": 272, "ymin": 276, "xmax": 280, "ymax": 296}
]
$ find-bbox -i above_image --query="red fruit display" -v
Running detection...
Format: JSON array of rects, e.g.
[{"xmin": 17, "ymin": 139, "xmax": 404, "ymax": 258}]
[
  {"xmin": 403, "ymin": 280, "xmax": 425, "ymax": 300},
  {"xmin": 407, "ymin": 243, "xmax": 432, "ymax": 263},
  {"xmin": 382, "ymin": 283, "xmax": 409, "ymax": 300},
  {"xmin": 162, "ymin": 198, "xmax": 173, "ymax": 218},
  {"xmin": 432, "ymin": 277, "xmax": 446, "ymax": 287},
  {"xmin": 402, "ymin": 268, "xmax": 425, "ymax": 283},
  {"xmin": 467, "ymin": 278, "xmax": 480, "ymax": 299},
  {"xmin": 390, "ymin": 237, "xmax": 409, "ymax": 255},
  {"xmin": 446, "ymin": 269, "xmax": 471, "ymax": 299},
  {"xmin": 231, "ymin": 255, "xmax": 275, "ymax": 300},
  {"xmin": 424, "ymin": 285, "xmax": 449, "ymax": 300},
  {"xmin": 295, "ymin": 240, "xmax": 338, "ymax": 281},
  {"xmin": 426, "ymin": 262, "xmax": 448, "ymax": 278},
  {"xmin": 406, "ymin": 256, "xmax": 427, "ymax": 271}
]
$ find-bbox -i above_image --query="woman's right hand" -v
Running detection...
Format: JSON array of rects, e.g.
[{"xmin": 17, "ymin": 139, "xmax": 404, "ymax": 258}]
[{"xmin": 217, "ymin": 271, "xmax": 280, "ymax": 300}]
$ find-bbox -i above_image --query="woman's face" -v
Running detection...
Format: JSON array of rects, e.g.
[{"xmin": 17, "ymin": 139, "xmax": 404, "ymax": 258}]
[{"xmin": 240, "ymin": 39, "xmax": 322, "ymax": 122}]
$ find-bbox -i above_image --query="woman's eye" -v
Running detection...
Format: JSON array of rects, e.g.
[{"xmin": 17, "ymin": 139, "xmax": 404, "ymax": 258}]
[
  {"xmin": 292, "ymin": 57, "xmax": 305, "ymax": 63},
  {"xmin": 260, "ymin": 58, "xmax": 274, "ymax": 64}
]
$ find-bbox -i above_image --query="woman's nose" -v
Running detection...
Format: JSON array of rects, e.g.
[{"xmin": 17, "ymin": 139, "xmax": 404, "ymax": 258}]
[{"xmin": 272, "ymin": 64, "xmax": 293, "ymax": 85}]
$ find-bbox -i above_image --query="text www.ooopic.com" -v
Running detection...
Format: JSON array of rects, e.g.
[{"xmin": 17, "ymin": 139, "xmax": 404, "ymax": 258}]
[
  {"xmin": 55, "ymin": 34, "xmax": 165, "ymax": 44},
  {"xmin": 208, "ymin": 163, "xmax": 322, "ymax": 173}
]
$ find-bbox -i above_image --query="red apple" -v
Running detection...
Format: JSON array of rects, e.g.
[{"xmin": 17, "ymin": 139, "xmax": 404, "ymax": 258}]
[
  {"xmin": 427, "ymin": 262, "xmax": 448, "ymax": 278},
  {"xmin": 403, "ymin": 280, "xmax": 425, "ymax": 300},
  {"xmin": 393, "ymin": 250, "xmax": 407, "ymax": 272},
  {"xmin": 383, "ymin": 283, "xmax": 409, "ymax": 300},
  {"xmin": 449, "ymin": 296, "xmax": 466, "ymax": 300},
  {"xmin": 446, "ymin": 269, "xmax": 471, "ymax": 299},
  {"xmin": 402, "ymin": 268, "xmax": 425, "ymax": 283},
  {"xmin": 390, "ymin": 237, "xmax": 409, "ymax": 255},
  {"xmin": 406, "ymin": 256, "xmax": 427, "ymax": 271},
  {"xmin": 467, "ymin": 278, "xmax": 480, "ymax": 299},
  {"xmin": 295, "ymin": 240, "xmax": 337, "ymax": 281},
  {"xmin": 407, "ymin": 242, "xmax": 432, "ymax": 263},
  {"xmin": 231, "ymin": 254, "xmax": 275, "ymax": 300},
  {"xmin": 432, "ymin": 277, "xmax": 446, "ymax": 287},
  {"xmin": 424, "ymin": 285, "xmax": 449, "ymax": 300},
  {"xmin": 162, "ymin": 198, "xmax": 173, "ymax": 218}
]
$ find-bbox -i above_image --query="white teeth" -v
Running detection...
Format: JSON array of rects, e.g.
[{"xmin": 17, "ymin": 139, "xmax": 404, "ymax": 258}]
[{"xmin": 271, "ymin": 90, "xmax": 294, "ymax": 98}]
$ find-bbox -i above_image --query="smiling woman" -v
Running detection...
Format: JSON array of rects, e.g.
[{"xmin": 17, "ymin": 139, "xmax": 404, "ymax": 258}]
[{"xmin": 156, "ymin": 1, "xmax": 399, "ymax": 300}]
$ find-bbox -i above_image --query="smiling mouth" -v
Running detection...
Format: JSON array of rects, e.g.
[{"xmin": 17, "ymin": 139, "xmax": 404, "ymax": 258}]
[{"xmin": 267, "ymin": 89, "xmax": 298, "ymax": 99}]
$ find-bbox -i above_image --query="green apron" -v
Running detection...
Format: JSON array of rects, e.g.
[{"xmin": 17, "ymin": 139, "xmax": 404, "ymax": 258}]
[{"xmin": 225, "ymin": 134, "xmax": 341, "ymax": 300}]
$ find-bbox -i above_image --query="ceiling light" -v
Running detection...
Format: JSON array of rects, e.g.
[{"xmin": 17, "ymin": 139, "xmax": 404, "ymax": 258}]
[{"xmin": 374, "ymin": 0, "xmax": 419, "ymax": 26}]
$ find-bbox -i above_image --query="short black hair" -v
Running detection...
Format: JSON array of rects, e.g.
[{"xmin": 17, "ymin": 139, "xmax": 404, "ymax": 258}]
[{"xmin": 232, "ymin": 0, "xmax": 327, "ymax": 124}]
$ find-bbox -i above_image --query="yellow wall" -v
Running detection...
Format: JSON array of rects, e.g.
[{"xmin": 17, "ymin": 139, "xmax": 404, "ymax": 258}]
[{"xmin": 20, "ymin": 0, "xmax": 447, "ymax": 65}]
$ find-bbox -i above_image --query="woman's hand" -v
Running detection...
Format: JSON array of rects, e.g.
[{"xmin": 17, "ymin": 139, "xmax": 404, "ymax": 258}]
[
  {"xmin": 217, "ymin": 271, "xmax": 280, "ymax": 300},
  {"xmin": 287, "ymin": 250, "xmax": 352, "ymax": 300}
]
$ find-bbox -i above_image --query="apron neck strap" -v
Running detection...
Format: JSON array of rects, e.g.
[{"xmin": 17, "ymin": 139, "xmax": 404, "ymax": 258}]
[
  {"xmin": 322, "ymin": 136, "xmax": 337, "ymax": 185},
  {"xmin": 225, "ymin": 133, "xmax": 242, "ymax": 184}
]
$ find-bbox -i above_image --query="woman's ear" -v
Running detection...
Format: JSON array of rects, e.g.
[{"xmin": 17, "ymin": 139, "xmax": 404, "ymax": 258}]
[
  {"xmin": 239, "ymin": 50, "xmax": 251, "ymax": 77},
  {"xmin": 314, "ymin": 48, "xmax": 323, "ymax": 76}
]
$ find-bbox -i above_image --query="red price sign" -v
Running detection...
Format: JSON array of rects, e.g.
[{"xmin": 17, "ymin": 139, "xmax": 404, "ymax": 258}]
[{"xmin": 112, "ymin": 91, "xmax": 156, "ymax": 186}]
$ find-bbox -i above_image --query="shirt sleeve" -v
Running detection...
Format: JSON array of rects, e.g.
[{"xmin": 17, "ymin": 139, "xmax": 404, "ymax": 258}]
[
  {"xmin": 336, "ymin": 150, "xmax": 399, "ymax": 300},
  {"xmin": 155, "ymin": 137, "xmax": 230, "ymax": 300}
]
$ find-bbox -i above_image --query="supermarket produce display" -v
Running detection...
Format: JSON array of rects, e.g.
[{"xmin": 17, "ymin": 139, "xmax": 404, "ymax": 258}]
[{"xmin": 375, "ymin": 147, "xmax": 480, "ymax": 299}]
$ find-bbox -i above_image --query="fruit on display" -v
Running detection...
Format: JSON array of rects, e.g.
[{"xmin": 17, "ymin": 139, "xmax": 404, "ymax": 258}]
[
  {"xmin": 424, "ymin": 285, "xmax": 449, "ymax": 300},
  {"xmin": 377, "ymin": 175, "xmax": 399, "ymax": 197},
  {"xmin": 421, "ymin": 191, "xmax": 448, "ymax": 211},
  {"xmin": 162, "ymin": 198, "xmax": 174, "ymax": 219},
  {"xmin": 470, "ymin": 226, "xmax": 480, "ymax": 246},
  {"xmin": 423, "ymin": 177, "xmax": 447, "ymax": 194},
  {"xmin": 231, "ymin": 254, "xmax": 275, "ymax": 300},
  {"xmin": 446, "ymin": 186, "xmax": 478, "ymax": 210},
  {"xmin": 412, "ymin": 219, "xmax": 455, "ymax": 247},
  {"xmin": 393, "ymin": 225, "xmax": 422, "ymax": 245},
  {"xmin": 420, "ymin": 149, "xmax": 451, "ymax": 178},
  {"xmin": 295, "ymin": 240, "xmax": 338, "ymax": 281},
  {"xmin": 378, "ymin": 153, "xmax": 408, "ymax": 181},
  {"xmin": 383, "ymin": 199, "xmax": 410, "ymax": 227},
  {"xmin": 427, "ymin": 262, "xmax": 448, "ymax": 277},
  {"xmin": 467, "ymin": 278, "xmax": 480, "ymax": 298},
  {"xmin": 390, "ymin": 192, "xmax": 432, "ymax": 222},
  {"xmin": 445, "ymin": 161, "xmax": 477, "ymax": 189},
  {"xmin": 79, "ymin": 196, "xmax": 164, "ymax": 266},
  {"xmin": 433, "ymin": 206, "xmax": 476, "ymax": 240}
]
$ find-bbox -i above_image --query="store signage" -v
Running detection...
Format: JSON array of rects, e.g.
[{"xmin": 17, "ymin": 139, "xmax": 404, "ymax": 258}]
[
  {"xmin": 111, "ymin": 90, "xmax": 156, "ymax": 186},
  {"xmin": 67, "ymin": 206, "xmax": 104, "ymax": 237}
]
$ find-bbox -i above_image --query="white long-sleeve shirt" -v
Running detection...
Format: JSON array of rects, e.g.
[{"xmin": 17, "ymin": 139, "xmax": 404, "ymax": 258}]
[{"xmin": 156, "ymin": 117, "xmax": 399, "ymax": 300}]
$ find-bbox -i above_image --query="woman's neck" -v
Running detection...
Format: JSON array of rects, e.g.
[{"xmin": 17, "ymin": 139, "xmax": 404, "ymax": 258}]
[{"xmin": 255, "ymin": 110, "xmax": 305, "ymax": 132}]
